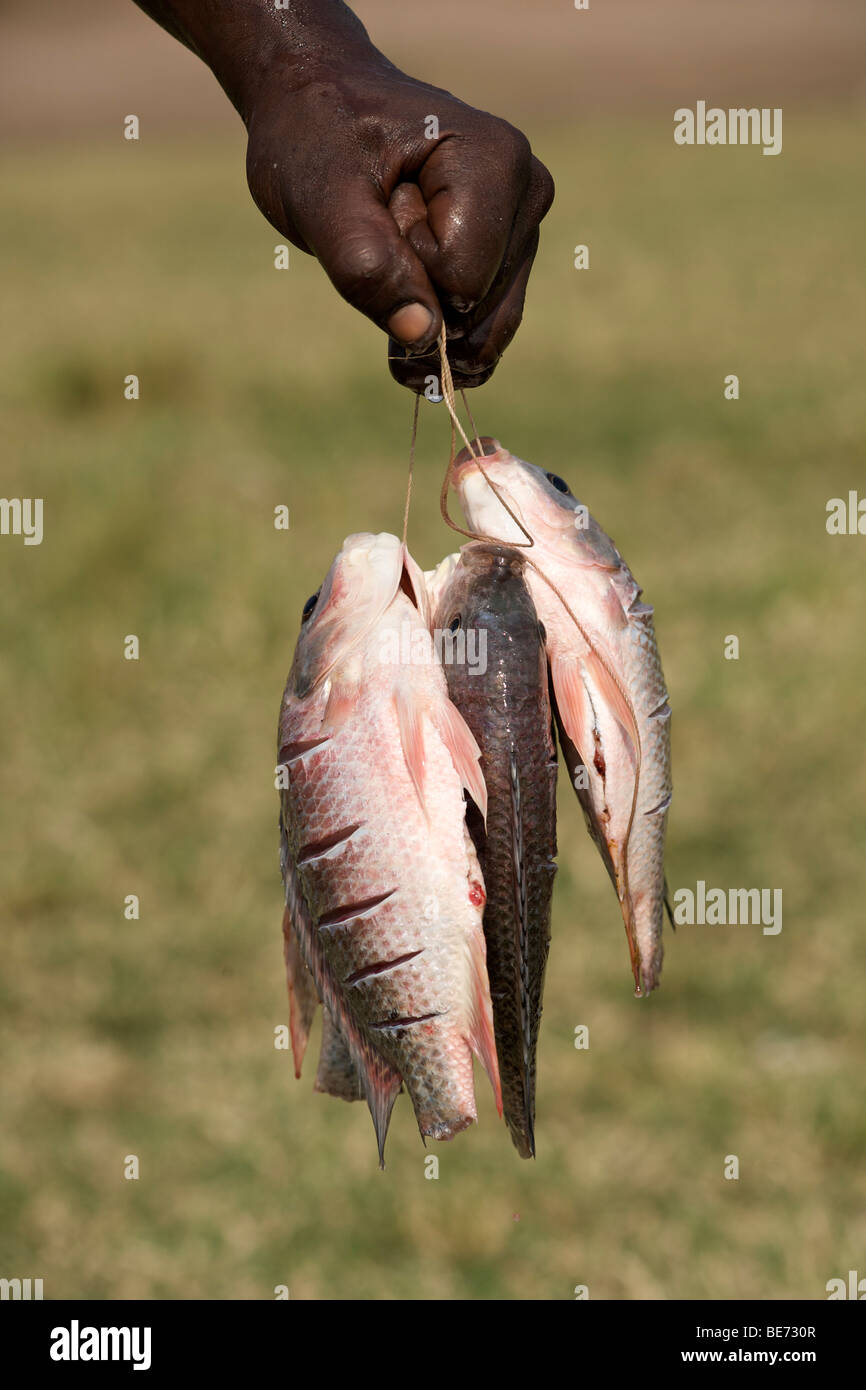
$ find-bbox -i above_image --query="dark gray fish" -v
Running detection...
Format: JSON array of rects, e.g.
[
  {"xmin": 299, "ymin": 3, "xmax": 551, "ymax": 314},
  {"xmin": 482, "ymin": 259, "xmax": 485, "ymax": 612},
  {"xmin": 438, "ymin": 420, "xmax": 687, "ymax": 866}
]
[{"xmin": 431, "ymin": 544, "xmax": 558, "ymax": 1158}]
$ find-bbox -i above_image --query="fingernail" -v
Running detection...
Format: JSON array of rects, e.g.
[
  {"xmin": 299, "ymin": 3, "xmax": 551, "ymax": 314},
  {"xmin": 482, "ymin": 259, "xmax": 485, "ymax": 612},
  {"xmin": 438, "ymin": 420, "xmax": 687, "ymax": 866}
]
[{"xmin": 388, "ymin": 303, "xmax": 434, "ymax": 346}]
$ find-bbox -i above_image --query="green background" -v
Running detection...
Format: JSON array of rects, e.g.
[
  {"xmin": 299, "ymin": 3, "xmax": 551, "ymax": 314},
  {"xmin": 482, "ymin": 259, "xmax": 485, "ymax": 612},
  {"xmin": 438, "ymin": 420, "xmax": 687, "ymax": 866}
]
[{"xmin": 1, "ymin": 2, "xmax": 864, "ymax": 1299}]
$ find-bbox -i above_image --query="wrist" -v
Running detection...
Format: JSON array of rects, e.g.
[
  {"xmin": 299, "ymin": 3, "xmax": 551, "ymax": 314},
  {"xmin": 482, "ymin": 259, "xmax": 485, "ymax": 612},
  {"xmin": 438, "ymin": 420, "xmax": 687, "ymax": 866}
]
[
  {"xmin": 247, "ymin": 43, "xmax": 390, "ymax": 121},
  {"xmin": 201, "ymin": 2, "xmax": 389, "ymax": 128}
]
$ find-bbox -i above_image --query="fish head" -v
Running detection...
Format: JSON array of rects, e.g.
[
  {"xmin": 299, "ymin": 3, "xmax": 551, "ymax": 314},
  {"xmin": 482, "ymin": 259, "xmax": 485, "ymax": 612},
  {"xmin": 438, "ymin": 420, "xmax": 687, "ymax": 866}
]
[
  {"xmin": 433, "ymin": 542, "xmax": 535, "ymax": 638},
  {"xmin": 451, "ymin": 439, "xmax": 622, "ymax": 571},
  {"xmin": 290, "ymin": 532, "xmax": 424, "ymax": 698}
]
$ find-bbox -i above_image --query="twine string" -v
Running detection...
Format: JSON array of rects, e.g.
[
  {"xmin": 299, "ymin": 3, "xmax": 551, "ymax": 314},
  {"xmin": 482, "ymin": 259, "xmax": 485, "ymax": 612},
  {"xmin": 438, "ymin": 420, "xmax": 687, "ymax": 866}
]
[
  {"xmin": 435, "ymin": 325, "xmax": 534, "ymax": 550},
  {"xmin": 401, "ymin": 392, "xmax": 420, "ymax": 548}
]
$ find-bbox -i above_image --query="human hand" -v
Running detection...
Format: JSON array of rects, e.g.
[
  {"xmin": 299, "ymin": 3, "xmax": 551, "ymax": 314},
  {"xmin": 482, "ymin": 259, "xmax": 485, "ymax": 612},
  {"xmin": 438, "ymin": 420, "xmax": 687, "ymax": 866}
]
[
  {"xmin": 134, "ymin": 0, "xmax": 553, "ymax": 390},
  {"xmin": 245, "ymin": 55, "xmax": 554, "ymax": 390}
]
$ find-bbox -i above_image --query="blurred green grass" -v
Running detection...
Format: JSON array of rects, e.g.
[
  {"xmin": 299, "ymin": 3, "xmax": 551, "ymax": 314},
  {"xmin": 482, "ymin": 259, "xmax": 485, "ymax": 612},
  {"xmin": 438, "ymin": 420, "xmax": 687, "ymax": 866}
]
[{"xmin": 1, "ymin": 113, "xmax": 865, "ymax": 1299}]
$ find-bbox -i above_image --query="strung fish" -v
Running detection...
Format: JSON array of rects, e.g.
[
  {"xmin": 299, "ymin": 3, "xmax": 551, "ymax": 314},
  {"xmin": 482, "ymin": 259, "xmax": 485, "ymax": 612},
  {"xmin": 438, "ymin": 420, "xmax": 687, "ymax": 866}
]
[
  {"xmin": 278, "ymin": 531, "xmax": 501, "ymax": 1163},
  {"xmin": 431, "ymin": 544, "xmax": 557, "ymax": 1158},
  {"xmin": 452, "ymin": 441, "xmax": 672, "ymax": 997}
]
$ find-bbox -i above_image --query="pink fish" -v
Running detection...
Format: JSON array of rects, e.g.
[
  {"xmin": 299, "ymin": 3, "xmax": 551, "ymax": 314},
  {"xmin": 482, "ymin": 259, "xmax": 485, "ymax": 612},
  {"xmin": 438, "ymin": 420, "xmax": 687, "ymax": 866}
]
[{"xmin": 278, "ymin": 532, "xmax": 501, "ymax": 1162}]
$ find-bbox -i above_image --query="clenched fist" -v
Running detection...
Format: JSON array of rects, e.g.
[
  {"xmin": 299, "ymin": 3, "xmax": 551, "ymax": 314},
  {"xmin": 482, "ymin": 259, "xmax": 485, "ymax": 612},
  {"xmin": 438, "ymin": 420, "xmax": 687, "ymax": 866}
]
[{"xmin": 135, "ymin": 0, "xmax": 554, "ymax": 389}]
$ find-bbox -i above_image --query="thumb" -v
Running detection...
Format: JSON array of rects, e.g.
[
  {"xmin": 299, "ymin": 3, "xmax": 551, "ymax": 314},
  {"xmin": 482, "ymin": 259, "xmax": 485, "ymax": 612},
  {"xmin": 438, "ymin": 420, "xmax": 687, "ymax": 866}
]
[{"xmin": 299, "ymin": 176, "xmax": 443, "ymax": 351}]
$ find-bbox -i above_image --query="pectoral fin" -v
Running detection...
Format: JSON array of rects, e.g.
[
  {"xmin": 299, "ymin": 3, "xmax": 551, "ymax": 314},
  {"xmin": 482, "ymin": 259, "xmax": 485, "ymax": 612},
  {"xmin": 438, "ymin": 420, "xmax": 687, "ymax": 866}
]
[
  {"xmin": 396, "ymin": 686, "xmax": 488, "ymax": 825},
  {"xmin": 550, "ymin": 648, "xmax": 638, "ymax": 778},
  {"xmin": 395, "ymin": 684, "xmax": 428, "ymax": 816},
  {"xmin": 431, "ymin": 698, "xmax": 488, "ymax": 823}
]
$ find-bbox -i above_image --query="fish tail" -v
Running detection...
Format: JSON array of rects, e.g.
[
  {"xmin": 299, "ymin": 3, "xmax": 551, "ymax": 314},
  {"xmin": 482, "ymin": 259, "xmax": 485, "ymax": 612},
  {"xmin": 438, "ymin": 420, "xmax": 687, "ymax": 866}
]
[
  {"xmin": 506, "ymin": 1117, "xmax": 535, "ymax": 1161},
  {"xmin": 629, "ymin": 898, "xmax": 665, "ymax": 998}
]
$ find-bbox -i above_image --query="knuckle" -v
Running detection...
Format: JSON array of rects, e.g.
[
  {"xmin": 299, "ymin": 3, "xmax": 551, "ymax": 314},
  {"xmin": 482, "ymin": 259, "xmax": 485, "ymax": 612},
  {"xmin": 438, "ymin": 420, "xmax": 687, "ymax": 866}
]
[
  {"xmin": 496, "ymin": 123, "xmax": 533, "ymax": 184},
  {"xmin": 530, "ymin": 158, "xmax": 556, "ymax": 219},
  {"xmin": 330, "ymin": 235, "xmax": 394, "ymax": 299}
]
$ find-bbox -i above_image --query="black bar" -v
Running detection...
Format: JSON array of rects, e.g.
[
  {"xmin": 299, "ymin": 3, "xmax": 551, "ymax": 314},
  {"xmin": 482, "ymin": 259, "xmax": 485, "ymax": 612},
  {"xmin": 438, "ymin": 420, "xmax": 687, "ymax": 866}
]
[{"xmin": 3, "ymin": 1299, "xmax": 859, "ymax": 1374}]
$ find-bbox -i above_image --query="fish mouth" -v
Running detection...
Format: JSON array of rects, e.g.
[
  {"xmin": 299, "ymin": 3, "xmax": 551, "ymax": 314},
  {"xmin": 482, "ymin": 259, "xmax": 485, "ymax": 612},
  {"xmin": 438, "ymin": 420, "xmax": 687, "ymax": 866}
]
[
  {"xmin": 452, "ymin": 461, "xmax": 530, "ymax": 549},
  {"xmin": 450, "ymin": 436, "xmax": 504, "ymax": 484}
]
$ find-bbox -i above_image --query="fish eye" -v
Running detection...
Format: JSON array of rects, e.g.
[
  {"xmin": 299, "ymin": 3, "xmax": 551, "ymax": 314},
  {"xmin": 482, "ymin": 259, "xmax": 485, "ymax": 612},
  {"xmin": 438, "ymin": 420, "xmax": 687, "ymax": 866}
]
[
  {"xmin": 546, "ymin": 472, "xmax": 571, "ymax": 495},
  {"xmin": 301, "ymin": 590, "xmax": 320, "ymax": 623},
  {"xmin": 448, "ymin": 614, "xmax": 462, "ymax": 633}
]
